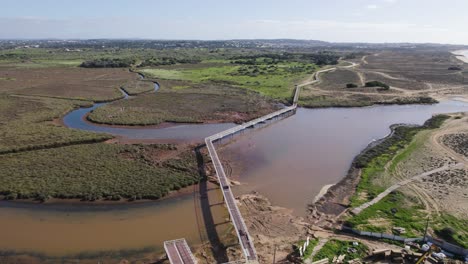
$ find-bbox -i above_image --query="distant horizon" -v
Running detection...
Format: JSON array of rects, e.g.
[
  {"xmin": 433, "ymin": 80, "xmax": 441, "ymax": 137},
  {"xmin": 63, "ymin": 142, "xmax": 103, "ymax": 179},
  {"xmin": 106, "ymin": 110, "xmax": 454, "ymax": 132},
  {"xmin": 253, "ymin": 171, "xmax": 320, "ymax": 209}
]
[
  {"xmin": 2, "ymin": 0, "xmax": 468, "ymax": 45},
  {"xmin": 1, "ymin": 38, "xmax": 467, "ymax": 46}
]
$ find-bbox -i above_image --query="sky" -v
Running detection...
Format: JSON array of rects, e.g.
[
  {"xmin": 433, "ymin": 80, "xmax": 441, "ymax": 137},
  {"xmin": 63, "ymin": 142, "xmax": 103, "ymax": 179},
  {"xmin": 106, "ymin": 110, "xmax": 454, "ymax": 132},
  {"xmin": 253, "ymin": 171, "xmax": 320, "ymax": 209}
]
[{"xmin": 1, "ymin": 0, "xmax": 467, "ymax": 44}]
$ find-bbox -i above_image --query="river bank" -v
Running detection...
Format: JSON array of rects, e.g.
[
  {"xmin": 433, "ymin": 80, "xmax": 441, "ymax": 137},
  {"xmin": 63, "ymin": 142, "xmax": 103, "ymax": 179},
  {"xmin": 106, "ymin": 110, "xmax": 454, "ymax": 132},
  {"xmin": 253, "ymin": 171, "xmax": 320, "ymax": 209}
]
[
  {"xmin": 452, "ymin": 50, "xmax": 468, "ymax": 63},
  {"xmin": 218, "ymin": 99, "xmax": 468, "ymax": 217},
  {"xmin": 2, "ymin": 61, "xmax": 468, "ymax": 263}
]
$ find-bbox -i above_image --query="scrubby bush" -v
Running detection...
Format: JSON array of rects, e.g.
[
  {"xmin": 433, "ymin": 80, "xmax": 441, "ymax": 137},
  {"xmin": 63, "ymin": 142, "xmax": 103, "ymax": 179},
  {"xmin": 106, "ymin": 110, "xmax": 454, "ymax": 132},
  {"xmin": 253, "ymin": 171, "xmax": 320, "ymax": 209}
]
[
  {"xmin": 365, "ymin": 80, "xmax": 390, "ymax": 90},
  {"xmin": 448, "ymin": 66, "xmax": 462, "ymax": 71},
  {"xmin": 80, "ymin": 58, "xmax": 136, "ymax": 68},
  {"xmin": 346, "ymin": 83, "xmax": 358, "ymax": 88}
]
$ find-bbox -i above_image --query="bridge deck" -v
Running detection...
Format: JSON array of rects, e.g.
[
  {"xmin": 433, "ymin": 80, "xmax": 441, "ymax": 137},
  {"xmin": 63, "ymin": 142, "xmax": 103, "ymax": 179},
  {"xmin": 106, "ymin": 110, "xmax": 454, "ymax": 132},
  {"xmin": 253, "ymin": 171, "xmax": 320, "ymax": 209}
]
[
  {"xmin": 164, "ymin": 239, "xmax": 197, "ymax": 264},
  {"xmin": 204, "ymin": 86, "xmax": 303, "ymax": 262},
  {"xmin": 163, "ymin": 65, "xmax": 355, "ymax": 263}
]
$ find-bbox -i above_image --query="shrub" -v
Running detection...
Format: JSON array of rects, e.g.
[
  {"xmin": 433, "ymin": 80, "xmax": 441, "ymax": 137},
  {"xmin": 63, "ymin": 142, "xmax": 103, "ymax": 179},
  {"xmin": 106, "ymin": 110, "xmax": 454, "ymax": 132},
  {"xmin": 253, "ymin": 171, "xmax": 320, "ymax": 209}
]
[
  {"xmin": 365, "ymin": 81, "xmax": 390, "ymax": 90},
  {"xmin": 448, "ymin": 66, "xmax": 462, "ymax": 71},
  {"xmin": 80, "ymin": 58, "xmax": 136, "ymax": 68},
  {"xmin": 346, "ymin": 83, "xmax": 358, "ymax": 88}
]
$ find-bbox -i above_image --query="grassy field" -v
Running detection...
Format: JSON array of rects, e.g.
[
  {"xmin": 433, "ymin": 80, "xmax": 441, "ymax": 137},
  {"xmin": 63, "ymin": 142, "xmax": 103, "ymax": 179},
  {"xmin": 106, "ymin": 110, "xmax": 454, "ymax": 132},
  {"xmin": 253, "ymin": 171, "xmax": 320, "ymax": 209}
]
[
  {"xmin": 313, "ymin": 239, "xmax": 368, "ymax": 263},
  {"xmin": 347, "ymin": 191, "xmax": 427, "ymax": 236},
  {"xmin": 88, "ymin": 84, "xmax": 277, "ymax": 125},
  {"xmin": 139, "ymin": 60, "xmax": 316, "ymax": 100},
  {"xmin": 0, "ymin": 143, "xmax": 199, "ymax": 201},
  {"xmin": 294, "ymin": 239, "xmax": 318, "ymax": 260}
]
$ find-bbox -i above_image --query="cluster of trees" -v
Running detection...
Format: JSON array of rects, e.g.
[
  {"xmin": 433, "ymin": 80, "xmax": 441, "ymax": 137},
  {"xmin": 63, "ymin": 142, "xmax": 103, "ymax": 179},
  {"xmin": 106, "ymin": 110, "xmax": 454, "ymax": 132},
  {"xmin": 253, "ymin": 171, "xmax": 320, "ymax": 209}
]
[
  {"xmin": 365, "ymin": 81, "xmax": 390, "ymax": 90},
  {"xmin": 235, "ymin": 63, "xmax": 312, "ymax": 77},
  {"xmin": 299, "ymin": 52, "xmax": 340, "ymax": 65},
  {"xmin": 80, "ymin": 56, "xmax": 202, "ymax": 68},
  {"xmin": 230, "ymin": 52, "xmax": 339, "ymax": 66},
  {"xmin": 80, "ymin": 58, "xmax": 136, "ymax": 68},
  {"xmin": 138, "ymin": 57, "xmax": 201, "ymax": 67},
  {"xmin": 346, "ymin": 83, "xmax": 358, "ymax": 88},
  {"xmin": 0, "ymin": 53, "xmax": 30, "ymax": 60},
  {"xmin": 448, "ymin": 66, "xmax": 463, "ymax": 71},
  {"xmin": 231, "ymin": 53, "xmax": 293, "ymax": 65},
  {"xmin": 342, "ymin": 52, "xmax": 368, "ymax": 60}
]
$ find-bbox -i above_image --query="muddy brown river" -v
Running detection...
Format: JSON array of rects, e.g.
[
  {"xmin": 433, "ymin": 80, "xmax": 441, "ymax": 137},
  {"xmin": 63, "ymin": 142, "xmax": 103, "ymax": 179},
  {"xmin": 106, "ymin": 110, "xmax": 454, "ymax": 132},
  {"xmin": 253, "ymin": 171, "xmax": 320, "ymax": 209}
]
[
  {"xmin": 1, "ymin": 99, "xmax": 468, "ymax": 258},
  {"xmin": 221, "ymin": 100, "xmax": 468, "ymax": 216}
]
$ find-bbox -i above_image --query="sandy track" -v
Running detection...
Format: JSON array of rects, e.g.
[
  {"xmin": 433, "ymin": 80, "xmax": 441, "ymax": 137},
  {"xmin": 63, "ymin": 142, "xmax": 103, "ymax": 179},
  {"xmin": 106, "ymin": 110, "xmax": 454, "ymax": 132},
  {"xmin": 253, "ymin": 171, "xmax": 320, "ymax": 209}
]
[
  {"xmin": 430, "ymin": 115, "xmax": 468, "ymax": 166},
  {"xmin": 352, "ymin": 163, "xmax": 461, "ymax": 215}
]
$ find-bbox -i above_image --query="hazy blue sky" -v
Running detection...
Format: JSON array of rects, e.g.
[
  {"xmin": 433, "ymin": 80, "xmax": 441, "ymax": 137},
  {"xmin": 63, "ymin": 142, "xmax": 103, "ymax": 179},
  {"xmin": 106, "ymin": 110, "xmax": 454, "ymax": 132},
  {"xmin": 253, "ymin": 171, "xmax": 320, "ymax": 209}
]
[{"xmin": 1, "ymin": 0, "xmax": 467, "ymax": 44}]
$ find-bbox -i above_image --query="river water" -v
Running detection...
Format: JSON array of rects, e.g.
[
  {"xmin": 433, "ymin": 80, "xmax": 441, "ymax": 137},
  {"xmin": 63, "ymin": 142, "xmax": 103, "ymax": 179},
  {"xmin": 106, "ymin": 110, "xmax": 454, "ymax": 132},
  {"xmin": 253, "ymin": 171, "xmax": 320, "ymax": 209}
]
[
  {"xmin": 2, "ymin": 82, "xmax": 468, "ymax": 258},
  {"xmin": 0, "ymin": 182, "xmax": 229, "ymax": 256},
  {"xmin": 63, "ymin": 84, "xmax": 235, "ymax": 141},
  {"xmin": 221, "ymin": 100, "xmax": 468, "ymax": 216},
  {"xmin": 454, "ymin": 50, "xmax": 468, "ymax": 63}
]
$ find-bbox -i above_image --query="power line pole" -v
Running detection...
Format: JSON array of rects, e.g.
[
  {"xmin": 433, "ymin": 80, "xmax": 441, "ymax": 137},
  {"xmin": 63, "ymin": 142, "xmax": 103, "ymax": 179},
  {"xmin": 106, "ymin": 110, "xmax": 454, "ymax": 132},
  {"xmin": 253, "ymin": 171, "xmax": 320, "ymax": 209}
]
[
  {"xmin": 272, "ymin": 244, "xmax": 277, "ymax": 264},
  {"xmin": 423, "ymin": 217, "xmax": 430, "ymax": 242}
]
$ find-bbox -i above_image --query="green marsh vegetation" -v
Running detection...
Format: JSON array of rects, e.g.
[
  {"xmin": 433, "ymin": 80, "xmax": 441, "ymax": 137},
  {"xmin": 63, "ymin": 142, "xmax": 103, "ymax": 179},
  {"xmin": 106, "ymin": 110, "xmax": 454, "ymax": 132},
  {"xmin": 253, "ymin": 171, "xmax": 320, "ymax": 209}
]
[
  {"xmin": 0, "ymin": 143, "xmax": 199, "ymax": 201},
  {"xmin": 0, "ymin": 46, "xmax": 342, "ymax": 203},
  {"xmin": 0, "ymin": 95, "xmax": 112, "ymax": 154},
  {"xmin": 121, "ymin": 80, "xmax": 155, "ymax": 95},
  {"xmin": 88, "ymin": 84, "xmax": 276, "ymax": 126},
  {"xmin": 139, "ymin": 59, "xmax": 318, "ymax": 100},
  {"xmin": 136, "ymin": 52, "xmax": 340, "ymax": 100}
]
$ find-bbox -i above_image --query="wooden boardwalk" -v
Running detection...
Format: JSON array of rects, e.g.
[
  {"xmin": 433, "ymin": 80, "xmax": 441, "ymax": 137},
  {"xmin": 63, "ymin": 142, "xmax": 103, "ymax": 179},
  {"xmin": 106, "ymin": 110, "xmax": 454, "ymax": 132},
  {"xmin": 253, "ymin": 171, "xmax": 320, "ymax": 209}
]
[
  {"xmin": 204, "ymin": 87, "xmax": 303, "ymax": 263},
  {"xmin": 203, "ymin": 65, "xmax": 358, "ymax": 262},
  {"xmin": 164, "ymin": 63, "xmax": 357, "ymax": 264},
  {"xmin": 164, "ymin": 238, "xmax": 198, "ymax": 264}
]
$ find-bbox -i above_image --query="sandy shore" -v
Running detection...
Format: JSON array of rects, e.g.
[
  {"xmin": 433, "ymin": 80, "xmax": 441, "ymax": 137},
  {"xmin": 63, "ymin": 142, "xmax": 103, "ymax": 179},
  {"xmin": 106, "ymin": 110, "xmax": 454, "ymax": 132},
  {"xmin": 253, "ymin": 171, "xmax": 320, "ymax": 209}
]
[
  {"xmin": 452, "ymin": 50, "xmax": 468, "ymax": 63},
  {"xmin": 313, "ymin": 184, "xmax": 335, "ymax": 203}
]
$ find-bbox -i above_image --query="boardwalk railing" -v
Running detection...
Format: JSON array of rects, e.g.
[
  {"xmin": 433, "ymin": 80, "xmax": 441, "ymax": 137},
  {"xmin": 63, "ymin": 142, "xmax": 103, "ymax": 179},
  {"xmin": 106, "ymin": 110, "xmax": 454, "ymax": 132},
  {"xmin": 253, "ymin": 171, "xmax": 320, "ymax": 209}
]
[
  {"xmin": 204, "ymin": 84, "xmax": 303, "ymax": 262},
  {"xmin": 162, "ymin": 64, "xmax": 358, "ymax": 263},
  {"xmin": 203, "ymin": 65, "xmax": 357, "ymax": 262},
  {"xmin": 164, "ymin": 238, "xmax": 198, "ymax": 264},
  {"xmin": 205, "ymin": 139, "xmax": 257, "ymax": 261}
]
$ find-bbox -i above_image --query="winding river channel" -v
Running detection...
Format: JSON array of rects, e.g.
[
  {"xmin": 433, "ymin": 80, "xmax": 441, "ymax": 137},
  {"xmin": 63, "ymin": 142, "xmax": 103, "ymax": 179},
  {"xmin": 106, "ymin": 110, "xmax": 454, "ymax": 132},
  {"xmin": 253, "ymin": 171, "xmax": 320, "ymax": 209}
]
[{"xmin": 2, "ymin": 76, "xmax": 468, "ymax": 258}]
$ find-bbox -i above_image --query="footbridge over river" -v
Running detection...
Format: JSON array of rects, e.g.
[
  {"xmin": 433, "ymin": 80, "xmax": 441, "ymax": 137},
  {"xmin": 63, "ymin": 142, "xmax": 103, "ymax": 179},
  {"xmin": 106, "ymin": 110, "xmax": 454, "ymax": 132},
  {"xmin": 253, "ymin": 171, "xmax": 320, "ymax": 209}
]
[{"xmin": 165, "ymin": 64, "xmax": 356, "ymax": 263}]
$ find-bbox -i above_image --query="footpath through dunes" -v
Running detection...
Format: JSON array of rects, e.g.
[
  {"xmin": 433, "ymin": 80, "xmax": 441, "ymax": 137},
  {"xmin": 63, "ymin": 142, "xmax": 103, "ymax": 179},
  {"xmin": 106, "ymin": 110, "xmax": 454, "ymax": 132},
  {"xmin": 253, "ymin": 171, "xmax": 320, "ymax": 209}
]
[{"xmin": 351, "ymin": 163, "xmax": 464, "ymax": 215}]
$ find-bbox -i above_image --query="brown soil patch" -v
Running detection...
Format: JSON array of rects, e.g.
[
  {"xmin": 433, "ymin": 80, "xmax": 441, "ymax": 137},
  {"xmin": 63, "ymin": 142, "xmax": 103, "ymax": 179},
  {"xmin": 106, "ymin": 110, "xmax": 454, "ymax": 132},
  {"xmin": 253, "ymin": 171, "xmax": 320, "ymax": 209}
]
[
  {"xmin": 306, "ymin": 51, "xmax": 468, "ymax": 106},
  {"xmin": 0, "ymin": 67, "xmax": 138, "ymax": 101}
]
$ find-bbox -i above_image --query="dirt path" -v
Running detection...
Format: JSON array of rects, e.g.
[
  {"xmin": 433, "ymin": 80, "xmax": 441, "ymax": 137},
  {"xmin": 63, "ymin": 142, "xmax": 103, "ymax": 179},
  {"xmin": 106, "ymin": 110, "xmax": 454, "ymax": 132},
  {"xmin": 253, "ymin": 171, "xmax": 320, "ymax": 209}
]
[
  {"xmin": 356, "ymin": 70, "xmax": 366, "ymax": 86},
  {"xmin": 365, "ymin": 71, "xmax": 409, "ymax": 81},
  {"xmin": 361, "ymin": 55, "xmax": 370, "ymax": 65},
  {"xmin": 311, "ymin": 228, "xmax": 402, "ymax": 252},
  {"xmin": 430, "ymin": 117, "xmax": 468, "ymax": 166},
  {"xmin": 306, "ymin": 238, "xmax": 329, "ymax": 263},
  {"xmin": 351, "ymin": 163, "xmax": 462, "ymax": 215}
]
